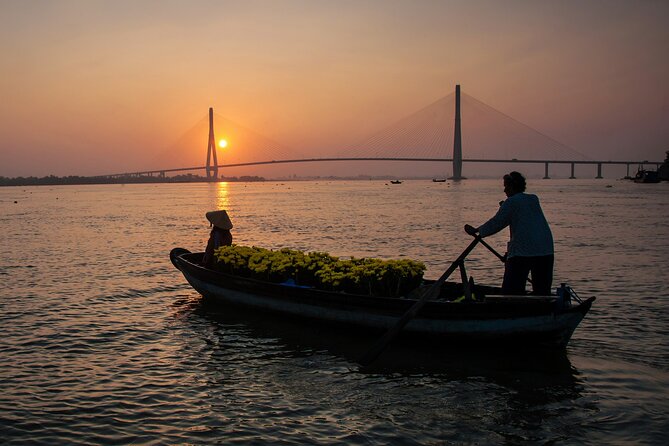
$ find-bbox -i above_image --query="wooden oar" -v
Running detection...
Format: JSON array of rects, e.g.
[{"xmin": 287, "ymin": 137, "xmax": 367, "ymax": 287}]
[
  {"xmin": 358, "ymin": 236, "xmax": 481, "ymax": 366},
  {"xmin": 477, "ymin": 237, "xmax": 505, "ymax": 262},
  {"xmin": 475, "ymin": 235, "xmax": 534, "ymax": 285}
]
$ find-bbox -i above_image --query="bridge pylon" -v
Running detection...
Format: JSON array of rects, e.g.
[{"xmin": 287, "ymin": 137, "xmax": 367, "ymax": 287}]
[
  {"xmin": 206, "ymin": 107, "xmax": 219, "ymax": 180},
  {"xmin": 449, "ymin": 84, "xmax": 465, "ymax": 180}
]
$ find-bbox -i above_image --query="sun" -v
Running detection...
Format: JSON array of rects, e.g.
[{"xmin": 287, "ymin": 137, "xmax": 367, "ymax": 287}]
[{"xmin": 218, "ymin": 139, "xmax": 228, "ymax": 149}]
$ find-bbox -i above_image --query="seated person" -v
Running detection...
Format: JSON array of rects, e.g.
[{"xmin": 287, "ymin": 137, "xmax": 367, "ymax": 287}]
[{"xmin": 201, "ymin": 210, "xmax": 233, "ymax": 268}]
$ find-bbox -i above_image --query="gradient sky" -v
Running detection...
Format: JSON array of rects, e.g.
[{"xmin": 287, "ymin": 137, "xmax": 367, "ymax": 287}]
[{"xmin": 1, "ymin": 0, "xmax": 667, "ymax": 178}]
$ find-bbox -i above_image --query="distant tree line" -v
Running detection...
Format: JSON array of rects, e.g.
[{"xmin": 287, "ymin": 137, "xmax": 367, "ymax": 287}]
[{"xmin": 0, "ymin": 173, "xmax": 265, "ymax": 186}]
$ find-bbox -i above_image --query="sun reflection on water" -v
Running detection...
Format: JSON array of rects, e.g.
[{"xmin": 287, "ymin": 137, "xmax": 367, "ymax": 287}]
[{"xmin": 215, "ymin": 181, "xmax": 230, "ymax": 210}]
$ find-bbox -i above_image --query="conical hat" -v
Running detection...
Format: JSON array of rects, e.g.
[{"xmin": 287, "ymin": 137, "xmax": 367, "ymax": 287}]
[{"xmin": 205, "ymin": 210, "xmax": 233, "ymax": 229}]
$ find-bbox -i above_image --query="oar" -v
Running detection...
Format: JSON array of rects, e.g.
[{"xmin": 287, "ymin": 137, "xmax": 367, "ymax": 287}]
[
  {"xmin": 474, "ymin": 235, "xmax": 534, "ymax": 285},
  {"xmin": 477, "ymin": 237, "xmax": 505, "ymax": 263},
  {"xmin": 358, "ymin": 236, "xmax": 481, "ymax": 366}
]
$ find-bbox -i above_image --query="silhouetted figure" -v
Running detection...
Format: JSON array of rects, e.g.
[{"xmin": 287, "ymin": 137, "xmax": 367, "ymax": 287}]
[
  {"xmin": 202, "ymin": 210, "xmax": 233, "ymax": 268},
  {"xmin": 464, "ymin": 171, "xmax": 554, "ymax": 295},
  {"xmin": 658, "ymin": 150, "xmax": 669, "ymax": 181}
]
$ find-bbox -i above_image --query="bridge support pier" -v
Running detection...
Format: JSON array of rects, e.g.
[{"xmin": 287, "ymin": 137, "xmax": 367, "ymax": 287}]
[
  {"xmin": 596, "ymin": 163, "xmax": 603, "ymax": 179},
  {"xmin": 543, "ymin": 162, "xmax": 550, "ymax": 179},
  {"xmin": 570, "ymin": 163, "xmax": 576, "ymax": 179}
]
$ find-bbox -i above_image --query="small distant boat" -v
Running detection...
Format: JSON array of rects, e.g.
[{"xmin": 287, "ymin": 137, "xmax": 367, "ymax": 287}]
[
  {"xmin": 633, "ymin": 169, "xmax": 661, "ymax": 183},
  {"xmin": 432, "ymin": 179, "xmax": 447, "ymax": 183},
  {"xmin": 390, "ymin": 180, "xmax": 403, "ymax": 184}
]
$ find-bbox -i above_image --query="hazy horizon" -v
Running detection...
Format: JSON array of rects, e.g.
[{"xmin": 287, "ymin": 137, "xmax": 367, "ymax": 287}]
[{"xmin": 1, "ymin": 0, "xmax": 667, "ymax": 178}]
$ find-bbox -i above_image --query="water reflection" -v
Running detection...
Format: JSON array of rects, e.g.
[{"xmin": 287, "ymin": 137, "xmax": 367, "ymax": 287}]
[
  {"xmin": 208, "ymin": 181, "xmax": 231, "ymax": 211},
  {"xmin": 185, "ymin": 298, "xmax": 584, "ymax": 410}
]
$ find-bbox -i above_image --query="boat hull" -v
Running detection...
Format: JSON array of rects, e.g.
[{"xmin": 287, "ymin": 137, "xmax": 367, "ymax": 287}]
[
  {"xmin": 171, "ymin": 248, "xmax": 594, "ymax": 348},
  {"xmin": 633, "ymin": 169, "xmax": 661, "ymax": 183}
]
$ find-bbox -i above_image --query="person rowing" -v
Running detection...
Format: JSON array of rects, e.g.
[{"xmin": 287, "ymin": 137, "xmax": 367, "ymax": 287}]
[{"xmin": 464, "ymin": 171, "xmax": 554, "ymax": 295}]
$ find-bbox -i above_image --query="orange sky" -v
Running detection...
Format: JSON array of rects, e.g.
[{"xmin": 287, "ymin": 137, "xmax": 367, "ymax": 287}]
[{"xmin": 1, "ymin": 0, "xmax": 667, "ymax": 178}]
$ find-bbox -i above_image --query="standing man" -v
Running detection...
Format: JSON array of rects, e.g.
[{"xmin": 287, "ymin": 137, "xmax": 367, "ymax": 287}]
[{"xmin": 464, "ymin": 171, "xmax": 554, "ymax": 295}]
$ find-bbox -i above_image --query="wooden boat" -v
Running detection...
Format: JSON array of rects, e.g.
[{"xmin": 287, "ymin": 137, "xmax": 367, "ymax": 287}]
[
  {"xmin": 432, "ymin": 178, "xmax": 447, "ymax": 182},
  {"xmin": 170, "ymin": 248, "xmax": 595, "ymax": 349}
]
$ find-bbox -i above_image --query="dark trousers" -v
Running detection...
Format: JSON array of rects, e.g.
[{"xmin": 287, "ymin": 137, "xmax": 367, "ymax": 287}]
[{"xmin": 502, "ymin": 255, "xmax": 554, "ymax": 296}]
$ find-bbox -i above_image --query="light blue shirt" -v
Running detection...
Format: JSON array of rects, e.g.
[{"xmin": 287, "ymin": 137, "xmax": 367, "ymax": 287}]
[{"xmin": 478, "ymin": 192, "xmax": 554, "ymax": 258}]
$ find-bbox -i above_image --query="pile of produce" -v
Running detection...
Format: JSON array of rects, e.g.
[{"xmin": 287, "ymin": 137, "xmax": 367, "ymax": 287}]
[{"xmin": 213, "ymin": 245, "xmax": 426, "ymax": 297}]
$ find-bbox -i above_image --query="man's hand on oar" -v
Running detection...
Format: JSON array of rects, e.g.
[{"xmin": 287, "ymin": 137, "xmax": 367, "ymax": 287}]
[{"xmin": 463, "ymin": 225, "xmax": 506, "ymax": 263}]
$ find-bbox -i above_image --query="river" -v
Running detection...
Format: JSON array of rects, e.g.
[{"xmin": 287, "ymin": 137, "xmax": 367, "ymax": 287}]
[{"xmin": 1, "ymin": 179, "xmax": 667, "ymax": 444}]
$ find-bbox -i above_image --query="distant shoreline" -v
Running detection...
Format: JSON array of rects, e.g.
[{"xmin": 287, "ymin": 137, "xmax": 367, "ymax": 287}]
[
  {"xmin": 4, "ymin": 173, "xmax": 663, "ymax": 187},
  {"xmin": 0, "ymin": 174, "xmax": 434, "ymax": 186},
  {"xmin": 0, "ymin": 174, "xmax": 266, "ymax": 187}
]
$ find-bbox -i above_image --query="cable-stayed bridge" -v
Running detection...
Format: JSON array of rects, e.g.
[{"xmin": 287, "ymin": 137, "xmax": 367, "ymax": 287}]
[{"xmin": 104, "ymin": 85, "xmax": 662, "ymax": 180}]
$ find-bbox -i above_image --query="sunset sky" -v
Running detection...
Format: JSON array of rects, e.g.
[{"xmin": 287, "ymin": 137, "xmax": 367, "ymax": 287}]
[{"xmin": 1, "ymin": 0, "xmax": 667, "ymax": 178}]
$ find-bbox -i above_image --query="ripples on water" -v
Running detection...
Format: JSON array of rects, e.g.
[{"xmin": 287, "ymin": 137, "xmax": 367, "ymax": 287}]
[{"xmin": 1, "ymin": 180, "xmax": 668, "ymax": 444}]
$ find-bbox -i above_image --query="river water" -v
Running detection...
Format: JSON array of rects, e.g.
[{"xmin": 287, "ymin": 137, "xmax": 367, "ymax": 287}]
[{"xmin": 1, "ymin": 179, "xmax": 668, "ymax": 445}]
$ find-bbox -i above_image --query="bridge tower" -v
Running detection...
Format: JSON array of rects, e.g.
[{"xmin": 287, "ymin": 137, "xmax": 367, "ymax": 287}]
[
  {"xmin": 450, "ymin": 84, "xmax": 464, "ymax": 180},
  {"xmin": 206, "ymin": 107, "xmax": 219, "ymax": 180}
]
